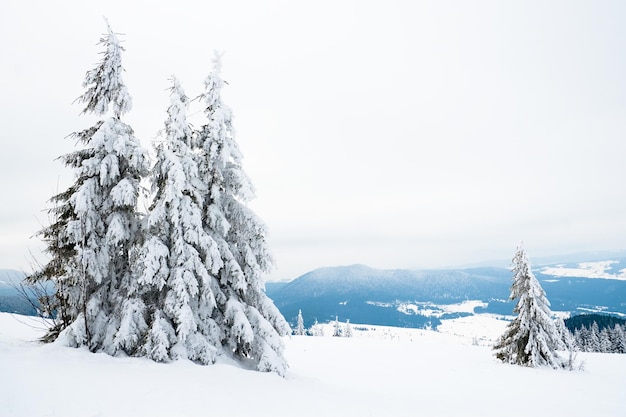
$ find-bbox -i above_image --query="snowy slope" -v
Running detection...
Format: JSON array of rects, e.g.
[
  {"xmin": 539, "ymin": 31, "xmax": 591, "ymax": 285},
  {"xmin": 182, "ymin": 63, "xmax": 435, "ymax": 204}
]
[
  {"xmin": 540, "ymin": 260, "xmax": 626, "ymax": 280},
  {"xmin": 1, "ymin": 312, "xmax": 625, "ymax": 417}
]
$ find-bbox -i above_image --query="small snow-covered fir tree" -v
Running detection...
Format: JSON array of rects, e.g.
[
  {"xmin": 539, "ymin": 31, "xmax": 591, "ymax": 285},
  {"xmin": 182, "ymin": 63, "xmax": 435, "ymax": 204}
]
[
  {"xmin": 612, "ymin": 324, "xmax": 626, "ymax": 353},
  {"xmin": 333, "ymin": 316, "xmax": 342, "ymax": 337},
  {"xmin": 195, "ymin": 52, "xmax": 290, "ymax": 375},
  {"xmin": 309, "ymin": 319, "xmax": 324, "ymax": 337},
  {"xmin": 555, "ymin": 317, "xmax": 582, "ymax": 370},
  {"xmin": 29, "ymin": 20, "xmax": 148, "ymax": 350},
  {"xmin": 554, "ymin": 317, "xmax": 569, "ymax": 350},
  {"xmin": 344, "ymin": 319, "xmax": 353, "ymax": 337},
  {"xmin": 589, "ymin": 322, "xmax": 601, "ymax": 352},
  {"xmin": 599, "ymin": 328, "xmax": 612, "ymax": 353},
  {"xmin": 493, "ymin": 243, "xmax": 564, "ymax": 368},
  {"xmin": 574, "ymin": 323, "xmax": 596, "ymax": 352},
  {"xmin": 294, "ymin": 309, "xmax": 306, "ymax": 336}
]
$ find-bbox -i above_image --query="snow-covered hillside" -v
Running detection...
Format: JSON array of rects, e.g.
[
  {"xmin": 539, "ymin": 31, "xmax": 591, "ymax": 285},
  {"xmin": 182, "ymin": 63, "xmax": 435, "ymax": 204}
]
[
  {"xmin": 1, "ymin": 312, "xmax": 625, "ymax": 417},
  {"xmin": 541, "ymin": 260, "xmax": 626, "ymax": 280}
]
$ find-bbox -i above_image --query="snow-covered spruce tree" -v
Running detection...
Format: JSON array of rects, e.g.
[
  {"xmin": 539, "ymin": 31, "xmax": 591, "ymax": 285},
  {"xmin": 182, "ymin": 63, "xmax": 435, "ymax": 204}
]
[
  {"xmin": 294, "ymin": 309, "xmax": 306, "ymax": 335},
  {"xmin": 493, "ymin": 244, "xmax": 564, "ymax": 368},
  {"xmin": 344, "ymin": 319, "xmax": 353, "ymax": 338},
  {"xmin": 333, "ymin": 316, "xmax": 342, "ymax": 337},
  {"xmin": 612, "ymin": 324, "xmax": 626, "ymax": 353},
  {"xmin": 130, "ymin": 77, "xmax": 225, "ymax": 363},
  {"xmin": 26, "ymin": 188, "xmax": 79, "ymax": 340},
  {"xmin": 554, "ymin": 317, "xmax": 570, "ymax": 350},
  {"xmin": 589, "ymin": 322, "xmax": 601, "ymax": 352},
  {"xmin": 555, "ymin": 317, "xmax": 582, "ymax": 370},
  {"xmin": 29, "ymin": 21, "xmax": 148, "ymax": 350},
  {"xmin": 309, "ymin": 319, "xmax": 324, "ymax": 337},
  {"xmin": 195, "ymin": 52, "xmax": 290, "ymax": 375}
]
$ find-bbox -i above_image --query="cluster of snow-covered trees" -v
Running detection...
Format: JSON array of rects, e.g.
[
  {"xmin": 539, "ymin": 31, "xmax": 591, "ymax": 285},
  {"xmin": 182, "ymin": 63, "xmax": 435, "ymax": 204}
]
[
  {"xmin": 291, "ymin": 310, "xmax": 353, "ymax": 337},
  {"xmin": 572, "ymin": 322, "xmax": 626, "ymax": 353},
  {"xmin": 27, "ymin": 22, "xmax": 290, "ymax": 375},
  {"xmin": 332, "ymin": 316, "xmax": 353, "ymax": 337}
]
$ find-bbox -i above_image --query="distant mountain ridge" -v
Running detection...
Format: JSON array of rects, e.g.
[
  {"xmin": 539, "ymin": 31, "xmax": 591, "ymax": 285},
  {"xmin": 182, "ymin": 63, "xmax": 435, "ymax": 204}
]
[
  {"xmin": 452, "ymin": 249, "xmax": 626, "ymax": 269},
  {"xmin": 0, "ymin": 269, "xmax": 36, "ymax": 316},
  {"xmin": 266, "ymin": 256, "xmax": 626, "ymax": 330},
  {"xmin": 3, "ymin": 253, "xmax": 626, "ymax": 329}
]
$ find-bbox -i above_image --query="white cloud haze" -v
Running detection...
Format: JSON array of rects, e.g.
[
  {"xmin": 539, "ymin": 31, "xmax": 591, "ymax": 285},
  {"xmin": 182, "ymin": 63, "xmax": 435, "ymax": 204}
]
[{"xmin": 1, "ymin": 0, "xmax": 625, "ymax": 280}]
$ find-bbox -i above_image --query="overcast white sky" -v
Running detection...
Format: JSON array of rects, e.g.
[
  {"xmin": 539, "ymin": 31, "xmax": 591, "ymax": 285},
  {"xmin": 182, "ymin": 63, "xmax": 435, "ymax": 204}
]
[{"xmin": 1, "ymin": 1, "xmax": 625, "ymax": 281}]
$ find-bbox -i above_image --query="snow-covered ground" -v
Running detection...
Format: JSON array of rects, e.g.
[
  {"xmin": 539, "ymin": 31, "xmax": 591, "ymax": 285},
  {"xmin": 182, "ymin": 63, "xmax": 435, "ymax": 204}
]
[
  {"xmin": 395, "ymin": 299, "xmax": 488, "ymax": 318},
  {"xmin": 1, "ymin": 312, "xmax": 625, "ymax": 417},
  {"xmin": 541, "ymin": 260, "xmax": 626, "ymax": 280}
]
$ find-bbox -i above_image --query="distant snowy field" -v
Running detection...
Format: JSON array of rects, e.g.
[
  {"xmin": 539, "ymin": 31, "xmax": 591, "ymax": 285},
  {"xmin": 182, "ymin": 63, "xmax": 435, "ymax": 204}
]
[
  {"xmin": 1, "ymin": 313, "xmax": 625, "ymax": 417},
  {"xmin": 541, "ymin": 260, "xmax": 626, "ymax": 280}
]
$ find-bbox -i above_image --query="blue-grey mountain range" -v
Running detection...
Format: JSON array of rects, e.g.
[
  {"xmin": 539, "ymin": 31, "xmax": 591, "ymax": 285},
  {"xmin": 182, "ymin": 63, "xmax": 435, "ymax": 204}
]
[
  {"xmin": 3, "ymin": 253, "xmax": 626, "ymax": 330},
  {"xmin": 0, "ymin": 269, "xmax": 37, "ymax": 316},
  {"xmin": 266, "ymin": 254, "xmax": 626, "ymax": 329}
]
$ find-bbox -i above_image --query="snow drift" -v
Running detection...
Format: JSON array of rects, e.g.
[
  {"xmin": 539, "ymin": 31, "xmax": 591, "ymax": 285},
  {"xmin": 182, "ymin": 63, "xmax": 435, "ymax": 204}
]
[{"xmin": 1, "ymin": 312, "xmax": 625, "ymax": 417}]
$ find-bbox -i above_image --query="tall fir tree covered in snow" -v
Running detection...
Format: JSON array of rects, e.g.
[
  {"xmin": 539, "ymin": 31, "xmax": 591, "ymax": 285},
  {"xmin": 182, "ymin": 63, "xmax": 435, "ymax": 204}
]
[
  {"xmin": 131, "ymin": 77, "xmax": 224, "ymax": 364},
  {"xmin": 28, "ymin": 21, "xmax": 148, "ymax": 350},
  {"xmin": 493, "ymin": 244, "xmax": 564, "ymax": 368},
  {"xmin": 194, "ymin": 53, "xmax": 291, "ymax": 374}
]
